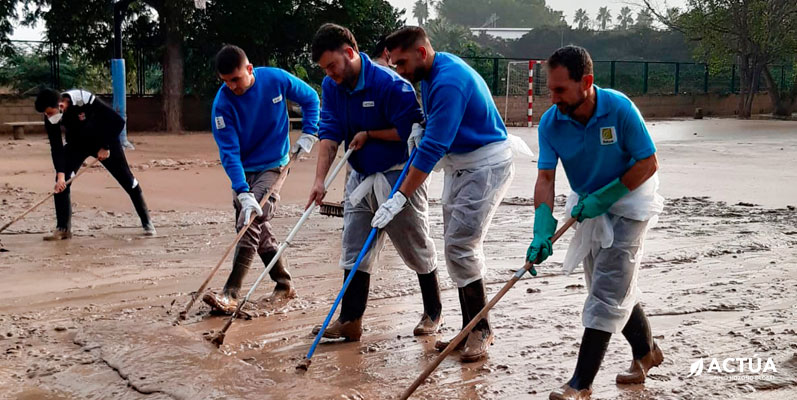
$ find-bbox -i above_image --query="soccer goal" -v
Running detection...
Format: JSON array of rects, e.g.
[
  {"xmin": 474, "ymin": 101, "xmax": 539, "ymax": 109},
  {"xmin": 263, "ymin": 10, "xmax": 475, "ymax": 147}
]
[{"xmin": 504, "ymin": 60, "xmax": 548, "ymax": 127}]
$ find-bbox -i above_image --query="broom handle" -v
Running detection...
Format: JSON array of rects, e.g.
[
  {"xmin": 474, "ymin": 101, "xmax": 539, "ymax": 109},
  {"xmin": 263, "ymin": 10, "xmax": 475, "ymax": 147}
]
[{"xmin": 399, "ymin": 218, "xmax": 577, "ymax": 400}]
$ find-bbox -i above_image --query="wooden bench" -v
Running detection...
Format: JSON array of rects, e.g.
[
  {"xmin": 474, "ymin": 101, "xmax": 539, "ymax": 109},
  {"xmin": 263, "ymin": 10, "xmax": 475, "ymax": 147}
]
[{"xmin": 4, "ymin": 121, "xmax": 44, "ymax": 140}]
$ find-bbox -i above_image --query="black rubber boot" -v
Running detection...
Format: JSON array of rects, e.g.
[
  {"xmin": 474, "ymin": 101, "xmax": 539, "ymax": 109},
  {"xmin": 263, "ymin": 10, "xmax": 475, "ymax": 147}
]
[
  {"xmin": 262, "ymin": 250, "xmax": 293, "ymax": 290},
  {"xmin": 568, "ymin": 328, "xmax": 612, "ymax": 391},
  {"xmin": 339, "ymin": 269, "xmax": 370, "ymax": 322},
  {"xmin": 434, "ymin": 287, "xmax": 469, "ymax": 351},
  {"xmin": 622, "ymin": 303, "xmax": 654, "ymax": 360},
  {"xmin": 311, "ymin": 269, "xmax": 370, "ymax": 341},
  {"xmin": 127, "ymin": 184, "xmax": 152, "ymax": 228},
  {"xmin": 260, "ymin": 250, "xmax": 296, "ymax": 300},
  {"xmin": 417, "ymin": 270, "xmax": 442, "ymax": 321},
  {"xmin": 222, "ymin": 245, "xmax": 258, "ymax": 298},
  {"xmin": 460, "ymin": 279, "xmax": 493, "ymax": 362},
  {"xmin": 413, "ymin": 270, "xmax": 443, "ymax": 335}
]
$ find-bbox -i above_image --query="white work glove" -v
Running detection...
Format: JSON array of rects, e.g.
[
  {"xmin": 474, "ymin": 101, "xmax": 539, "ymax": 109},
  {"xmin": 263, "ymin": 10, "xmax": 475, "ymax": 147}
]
[
  {"xmin": 371, "ymin": 192, "xmax": 408, "ymax": 229},
  {"xmin": 408, "ymin": 123, "xmax": 424, "ymax": 154},
  {"xmin": 291, "ymin": 133, "xmax": 319, "ymax": 155},
  {"xmin": 236, "ymin": 192, "xmax": 263, "ymax": 230}
]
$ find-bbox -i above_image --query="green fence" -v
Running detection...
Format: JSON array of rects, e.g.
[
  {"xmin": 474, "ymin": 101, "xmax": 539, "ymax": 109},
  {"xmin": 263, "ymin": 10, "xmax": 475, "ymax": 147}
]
[{"xmin": 460, "ymin": 56, "xmax": 794, "ymax": 97}]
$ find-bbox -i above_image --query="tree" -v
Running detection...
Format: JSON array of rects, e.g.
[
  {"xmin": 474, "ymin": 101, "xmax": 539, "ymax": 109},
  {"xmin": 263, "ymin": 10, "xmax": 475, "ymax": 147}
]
[
  {"xmin": 437, "ymin": 0, "xmax": 565, "ymax": 29},
  {"xmin": 596, "ymin": 6, "xmax": 612, "ymax": 30},
  {"xmin": 635, "ymin": 9, "xmax": 654, "ymax": 29},
  {"xmin": 573, "ymin": 8, "xmax": 590, "ymax": 30},
  {"xmin": 0, "ymin": 0, "xmax": 17, "ymax": 57},
  {"xmin": 645, "ymin": 0, "xmax": 797, "ymax": 118},
  {"xmin": 617, "ymin": 6, "xmax": 634, "ymax": 30},
  {"xmin": 413, "ymin": 0, "xmax": 429, "ymax": 26}
]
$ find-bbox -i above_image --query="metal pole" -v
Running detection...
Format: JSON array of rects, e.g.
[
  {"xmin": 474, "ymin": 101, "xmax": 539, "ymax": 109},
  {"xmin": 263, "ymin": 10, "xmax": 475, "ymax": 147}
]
[
  {"xmin": 674, "ymin": 63, "xmax": 680, "ymax": 94},
  {"xmin": 113, "ymin": 0, "xmax": 134, "ymax": 149},
  {"xmin": 730, "ymin": 64, "xmax": 736, "ymax": 93},
  {"xmin": 492, "ymin": 57, "xmax": 499, "ymax": 94},
  {"xmin": 610, "ymin": 61, "xmax": 616, "ymax": 88},
  {"xmin": 643, "ymin": 62, "xmax": 649, "ymax": 94},
  {"xmin": 704, "ymin": 63, "xmax": 709, "ymax": 93}
]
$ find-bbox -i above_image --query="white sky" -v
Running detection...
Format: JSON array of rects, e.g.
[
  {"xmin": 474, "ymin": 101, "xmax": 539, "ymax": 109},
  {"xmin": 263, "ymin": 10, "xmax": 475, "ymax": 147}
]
[
  {"xmin": 389, "ymin": 0, "xmax": 686, "ymax": 26},
  {"xmin": 8, "ymin": 1, "xmax": 687, "ymax": 41}
]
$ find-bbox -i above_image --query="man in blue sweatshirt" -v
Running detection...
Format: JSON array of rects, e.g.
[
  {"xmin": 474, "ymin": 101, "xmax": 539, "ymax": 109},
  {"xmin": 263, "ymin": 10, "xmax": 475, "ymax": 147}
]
[
  {"xmin": 305, "ymin": 24, "xmax": 440, "ymax": 341},
  {"xmin": 204, "ymin": 45, "xmax": 320, "ymax": 314},
  {"xmin": 378, "ymin": 26, "xmax": 515, "ymax": 362}
]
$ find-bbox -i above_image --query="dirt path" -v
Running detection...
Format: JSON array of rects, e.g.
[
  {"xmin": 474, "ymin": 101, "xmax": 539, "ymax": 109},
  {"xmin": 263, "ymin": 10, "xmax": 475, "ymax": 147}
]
[{"xmin": 1, "ymin": 120, "xmax": 796, "ymax": 399}]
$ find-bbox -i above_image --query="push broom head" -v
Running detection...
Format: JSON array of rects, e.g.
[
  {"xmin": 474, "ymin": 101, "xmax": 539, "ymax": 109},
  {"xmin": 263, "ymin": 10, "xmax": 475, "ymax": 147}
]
[
  {"xmin": 296, "ymin": 357, "xmax": 311, "ymax": 372},
  {"xmin": 319, "ymin": 202, "xmax": 344, "ymax": 218}
]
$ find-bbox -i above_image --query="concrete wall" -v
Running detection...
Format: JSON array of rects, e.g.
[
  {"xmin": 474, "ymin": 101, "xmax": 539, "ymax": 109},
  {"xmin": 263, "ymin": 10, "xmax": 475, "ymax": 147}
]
[
  {"xmin": 1, "ymin": 92, "xmax": 775, "ymax": 135},
  {"xmin": 0, "ymin": 95, "xmax": 211, "ymax": 135},
  {"xmin": 499, "ymin": 92, "xmax": 774, "ymax": 126}
]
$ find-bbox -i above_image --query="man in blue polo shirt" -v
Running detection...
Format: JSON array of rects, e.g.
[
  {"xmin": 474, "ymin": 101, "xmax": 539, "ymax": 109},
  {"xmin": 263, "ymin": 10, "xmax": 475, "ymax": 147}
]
[
  {"xmin": 379, "ymin": 26, "xmax": 518, "ymax": 362},
  {"xmin": 204, "ymin": 45, "xmax": 320, "ymax": 314},
  {"xmin": 305, "ymin": 24, "xmax": 441, "ymax": 341},
  {"xmin": 527, "ymin": 46, "xmax": 664, "ymax": 400}
]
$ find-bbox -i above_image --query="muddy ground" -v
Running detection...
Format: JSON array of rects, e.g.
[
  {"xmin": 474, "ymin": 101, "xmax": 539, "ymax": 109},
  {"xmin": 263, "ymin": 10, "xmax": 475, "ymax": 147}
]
[{"xmin": 1, "ymin": 119, "xmax": 796, "ymax": 399}]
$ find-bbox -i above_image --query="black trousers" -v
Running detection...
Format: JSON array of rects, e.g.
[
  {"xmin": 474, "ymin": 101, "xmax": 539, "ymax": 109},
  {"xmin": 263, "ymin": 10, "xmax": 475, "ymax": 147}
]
[{"xmin": 54, "ymin": 142, "xmax": 151, "ymax": 230}]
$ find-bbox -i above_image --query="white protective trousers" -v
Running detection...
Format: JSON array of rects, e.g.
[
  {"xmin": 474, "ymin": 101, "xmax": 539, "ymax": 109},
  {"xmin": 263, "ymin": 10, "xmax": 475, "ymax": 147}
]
[
  {"xmin": 437, "ymin": 136, "xmax": 532, "ymax": 287},
  {"xmin": 563, "ymin": 173, "xmax": 664, "ymax": 333}
]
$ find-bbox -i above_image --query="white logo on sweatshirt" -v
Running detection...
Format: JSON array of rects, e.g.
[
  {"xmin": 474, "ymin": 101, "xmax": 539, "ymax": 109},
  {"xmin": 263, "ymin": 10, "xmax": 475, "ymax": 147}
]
[
  {"xmin": 215, "ymin": 116, "xmax": 226, "ymax": 129},
  {"xmin": 272, "ymin": 94, "xmax": 283, "ymax": 104},
  {"xmin": 362, "ymin": 101, "xmax": 375, "ymax": 108}
]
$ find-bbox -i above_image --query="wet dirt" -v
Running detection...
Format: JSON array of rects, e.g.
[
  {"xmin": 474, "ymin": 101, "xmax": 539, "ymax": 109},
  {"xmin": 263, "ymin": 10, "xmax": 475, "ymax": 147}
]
[{"xmin": 1, "ymin": 120, "xmax": 796, "ymax": 399}]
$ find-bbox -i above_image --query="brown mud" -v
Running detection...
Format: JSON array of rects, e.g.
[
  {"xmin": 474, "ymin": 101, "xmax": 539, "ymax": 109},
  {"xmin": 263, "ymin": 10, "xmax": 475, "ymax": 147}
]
[{"xmin": 1, "ymin": 120, "xmax": 796, "ymax": 399}]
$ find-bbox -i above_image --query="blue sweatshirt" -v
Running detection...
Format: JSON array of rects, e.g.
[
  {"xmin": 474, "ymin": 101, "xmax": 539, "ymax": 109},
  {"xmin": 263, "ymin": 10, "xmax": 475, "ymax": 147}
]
[
  {"xmin": 415, "ymin": 52, "xmax": 507, "ymax": 173},
  {"xmin": 318, "ymin": 53, "xmax": 423, "ymax": 176},
  {"xmin": 211, "ymin": 67, "xmax": 320, "ymax": 193}
]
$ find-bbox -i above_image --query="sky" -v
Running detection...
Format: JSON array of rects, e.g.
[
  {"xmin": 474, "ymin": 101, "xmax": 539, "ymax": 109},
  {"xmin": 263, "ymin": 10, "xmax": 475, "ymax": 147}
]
[
  {"xmin": 388, "ymin": 0, "xmax": 687, "ymax": 26},
  {"xmin": 8, "ymin": 0, "xmax": 688, "ymax": 41}
]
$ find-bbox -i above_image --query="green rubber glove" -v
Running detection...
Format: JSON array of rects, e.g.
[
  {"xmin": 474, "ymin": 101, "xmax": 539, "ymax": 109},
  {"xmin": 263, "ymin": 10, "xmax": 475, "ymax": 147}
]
[
  {"xmin": 525, "ymin": 203, "xmax": 558, "ymax": 275},
  {"xmin": 571, "ymin": 178, "xmax": 630, "ymax": 222}
]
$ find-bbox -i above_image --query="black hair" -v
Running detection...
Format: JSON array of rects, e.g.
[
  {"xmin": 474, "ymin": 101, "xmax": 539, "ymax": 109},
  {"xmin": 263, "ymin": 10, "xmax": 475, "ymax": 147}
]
[
  {"xmin": 35, "ymin": 88, "xmax": 60, "ymax": 112},
  {"xmin": 311, "ymin": 23, "xmax": 359, "ymax": 62},
  {"xmin": 371, "ymin": 35, "xmax": 388, "ymax": 59},
  {"xmin": 215, "ymin": 45, "xmax": 248, "ymax": 75},
  {"xmin": 546, "ymin": 45, "xmax": 594, "ymax": 82},
  {"xmin": 384, "ymin": 26, "xmax": 427, "ymax": 52}
]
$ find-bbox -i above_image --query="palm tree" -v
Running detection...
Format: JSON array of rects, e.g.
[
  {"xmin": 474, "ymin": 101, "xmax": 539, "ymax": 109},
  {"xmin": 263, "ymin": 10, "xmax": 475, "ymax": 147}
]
[
  {"xmin": 635, "ymin": 9, "xmax": 654, "ymax": 28},
  {"xmin": 666, "ymin": 7, "xmax": 681, "ymax": 24},
  {"xmin": 616, "ymin": 6, "xmax": 634, "ymax": 30},
  {"xmin": 573, "ymin": 8, "xmax": 590, "ymax": 30},
  {"xmin": 413, "ymin": 0, "xmax": 429, "ymax": 26},
  {"xmin": 596, "ymin": 6, "xmax": 612, "ymax": 30}
]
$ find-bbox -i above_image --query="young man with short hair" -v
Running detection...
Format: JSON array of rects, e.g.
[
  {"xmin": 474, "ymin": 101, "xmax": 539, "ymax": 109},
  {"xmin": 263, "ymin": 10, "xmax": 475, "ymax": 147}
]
[
  {"xmin": 204, "ymin": 45, "xmax": 320, "ymax": 313},
  {"xmin": 528, "ymin": 45, "xmax": 663, "ymax": 400},
  {"xmin": 306, "ymin": 23, "xmax": 441, "ymax": 341},
  {"xmin": 381, "ymin": 26, "xmax": 517, "ymax": 362},
  {"xmin": 35, "ymin": 88, "xmax": 155, "ymax": 240}
]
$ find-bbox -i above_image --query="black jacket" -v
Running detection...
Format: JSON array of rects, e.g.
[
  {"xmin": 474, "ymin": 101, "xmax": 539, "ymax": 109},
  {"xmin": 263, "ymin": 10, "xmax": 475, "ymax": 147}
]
[{"xmin": 45, "ymin": 90, "xmax": 125, "ymax": 173}]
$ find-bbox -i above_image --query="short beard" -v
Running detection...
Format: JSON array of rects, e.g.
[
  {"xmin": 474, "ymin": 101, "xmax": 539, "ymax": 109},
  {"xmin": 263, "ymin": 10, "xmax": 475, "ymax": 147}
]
[{"xmin": 556, "ymin": 96, "xmax": 586, "ymax": 116}]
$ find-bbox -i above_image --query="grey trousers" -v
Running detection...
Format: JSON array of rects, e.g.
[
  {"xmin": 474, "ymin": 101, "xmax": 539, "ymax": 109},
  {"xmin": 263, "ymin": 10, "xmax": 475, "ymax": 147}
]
[{"xmin": 340, "ymin": 170, "xmax": 437, "ymax": 275}]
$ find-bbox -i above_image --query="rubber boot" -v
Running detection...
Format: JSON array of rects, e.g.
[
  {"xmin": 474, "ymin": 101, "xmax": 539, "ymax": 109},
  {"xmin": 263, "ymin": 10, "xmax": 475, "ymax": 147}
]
[
  {"xmin": 127, "ymin": 184, "xmax": 153, "ymax": 235},
  {"xmin": 43, "ymin": 227, "xmax": 72, "ymax": 241},
  {"xmin": 617, "ymin": 303, "xmax": 663, "ymax": 384},
  {"xmin": 311, "ymin": 269, "xmax": 370, "ymax": 341},
  {"xmin": 434, "ymin": 287, "xmax": 469, "ymax": 351},
  {"xmin": 202, "ymin": 245, "xmax": 257, "ymax": 314},
  {"xmin": 262, "ymin": 249, "xmax": 296, "ymax": 301},
  {"xmin": 413, "ymin": 270, "xmax": 443, "ymax": 336},
  {"xmin": 549, "ymin": 328, "xmax": 611, "ymax": 399},
  {"xmin": 460, "ymin": 279, "xmax": 493, "ymax": 362}
]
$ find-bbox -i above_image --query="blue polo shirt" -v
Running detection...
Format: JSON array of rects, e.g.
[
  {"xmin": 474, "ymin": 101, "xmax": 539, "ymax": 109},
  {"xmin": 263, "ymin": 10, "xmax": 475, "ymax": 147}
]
[
  {"xmin": 414, "ymin": 52, "xmax": 507, "ymax": 173},
  {"xmin": 537, "ymin": 86, "xmax": 656, "ymax": 194},
  {"xmin": 212, "ymin": 67, "xmax": 320, "ymax": 193},
  {"xmin": 318, "ymin": 53, "xmax": 423, "ymax": 176}
]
